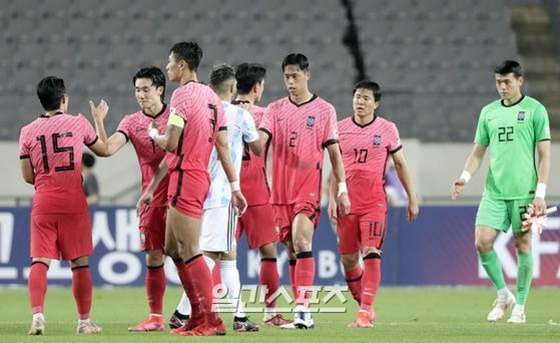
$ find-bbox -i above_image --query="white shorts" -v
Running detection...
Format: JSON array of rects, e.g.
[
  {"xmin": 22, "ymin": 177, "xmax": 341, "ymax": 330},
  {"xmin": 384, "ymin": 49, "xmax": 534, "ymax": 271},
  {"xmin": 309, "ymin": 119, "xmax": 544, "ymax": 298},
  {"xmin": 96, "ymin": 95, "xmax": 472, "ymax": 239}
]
[{"xmin": 199, "ymin": 203, "xmax": 237, "ymax": 252}]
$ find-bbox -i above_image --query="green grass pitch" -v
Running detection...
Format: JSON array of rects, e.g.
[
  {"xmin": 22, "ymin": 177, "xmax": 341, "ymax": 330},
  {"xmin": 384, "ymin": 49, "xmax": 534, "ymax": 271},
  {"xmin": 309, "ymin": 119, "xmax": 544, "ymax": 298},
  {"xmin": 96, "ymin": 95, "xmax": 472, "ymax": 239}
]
[{"xmin": 1, "ymin": 287, "xmax": 559, "ymax": 342}]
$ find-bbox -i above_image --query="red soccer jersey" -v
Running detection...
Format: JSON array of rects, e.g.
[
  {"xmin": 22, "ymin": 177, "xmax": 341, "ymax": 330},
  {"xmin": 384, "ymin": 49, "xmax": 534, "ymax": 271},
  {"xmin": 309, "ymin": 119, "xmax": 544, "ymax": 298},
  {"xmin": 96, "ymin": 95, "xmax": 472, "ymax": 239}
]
[
  {"xmin": 338, "ymin": 115, "xmax": 402, "ymax": 214},
  {"xmin": 117, "ymin": 105, "xmax": 170, "ymax": 207},
  {"xmin": 165, "ymin": 81, "xmax": 226, "ymax": 173},
  {"xmin": 19, "ymin": 113, "xmax": 98, "ymax": 214},
  {"xmin": 240, "ymin": 104, "xmax": 271, "ymax": 206},
  {"xmin": 259, "ymin": 95, "xmax": 338, "ymax": 205}
]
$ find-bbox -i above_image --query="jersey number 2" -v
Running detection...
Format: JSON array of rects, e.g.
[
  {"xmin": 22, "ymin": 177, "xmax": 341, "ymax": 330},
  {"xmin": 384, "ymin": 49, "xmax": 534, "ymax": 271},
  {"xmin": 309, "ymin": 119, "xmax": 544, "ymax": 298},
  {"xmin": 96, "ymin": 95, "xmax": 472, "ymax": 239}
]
[{"xmin": 36, "ymin": 132, "xmax": 75, "ymax": 172}]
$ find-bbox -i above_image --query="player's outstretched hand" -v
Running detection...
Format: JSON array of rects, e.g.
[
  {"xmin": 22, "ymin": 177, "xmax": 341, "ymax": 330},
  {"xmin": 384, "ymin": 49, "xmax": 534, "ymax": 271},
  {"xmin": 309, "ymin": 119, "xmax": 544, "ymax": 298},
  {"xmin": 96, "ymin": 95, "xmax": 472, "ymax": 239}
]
[
  {"xmin": 337, "ymin": 193, "xmax": 351, "ymax": 217},
  {"xmin": 148, "ymin": 121, "xmax": 161, "ymax": 132},
  {"xmin": 407, "ymin": 199, "xmax": 419, "ymax": 221},
  {"xmin": 451, "ymin": 178, "xmax": 467, "ymax": 200},
  {"xmin": 136, "ymin": 191, "xmax": 153, "ymax": 217},
  {"xmin": 89, "ymin": 100, "xmax": 109, "ymax": 121},
  {"xmin": 232, "ymin": 190, "xmax": 248, "ymax": 216},
  {"xmin": 328, "ymin": 200, "xmax": 338, "ymax": 225},
  {"xmin": 532, "ymin": 196, "xmax": 547, "ymax": 216}
]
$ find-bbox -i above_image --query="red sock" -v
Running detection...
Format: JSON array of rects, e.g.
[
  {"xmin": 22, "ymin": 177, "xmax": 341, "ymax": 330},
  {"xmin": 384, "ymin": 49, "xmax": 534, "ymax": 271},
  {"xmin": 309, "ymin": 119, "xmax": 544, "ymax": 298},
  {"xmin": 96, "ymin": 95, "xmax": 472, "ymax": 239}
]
[
  {"xmin": 146, "ymin": 264, "xmax": 165, "ymax": 318},
  {"xmin": 175, "ymin": 259, "xmax": 201, "ymax": 319},
  {"xmin": 72, "ymin": 266, "xmax": 92, "ymax": 320},
  {"xmin": 344, "ymin": 265, "xmax": 363, "ymax": 304},
  {"xmin": 29, "ymin": 262, "xmax": 48, "ymax": 314},
  {"xmin": 361, "ymin": 253, "xmax": 381, "ymax": 314},
  {"xmin": 288, "ymin": 259, "xmax": 297, "ymax": 300},
  {"xmin": 260, "ymin": 258, "xmax": 280, "ymax": 309},
  {"xmin": 295, "ymin": 252, "xmax": 315, "ymax": 307},
  {"xmin": 184, "ymin": 255, "xmax": 220, "ymax": 324}
]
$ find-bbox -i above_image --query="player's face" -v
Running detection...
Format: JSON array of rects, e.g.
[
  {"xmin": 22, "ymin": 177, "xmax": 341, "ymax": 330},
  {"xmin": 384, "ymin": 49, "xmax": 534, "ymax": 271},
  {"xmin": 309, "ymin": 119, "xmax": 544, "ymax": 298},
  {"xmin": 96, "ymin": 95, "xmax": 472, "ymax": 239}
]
[
  {"xmin": 353, "ymin": 88, "xmax": 378, "ymax": 118},
  {"xmin": 166, "ymin": 53, "xmax": 181, "ymax": 82},
  {"xmin": 134, "ymin": 78, "xmax": 162, "ymax": 110},
  {"xmin": 495, "ymin": 73, "xmax": 523, "ymax": 100},
  {"xmin": 283, "ymin": 65, "xmax": 309, "ymax": 96}
]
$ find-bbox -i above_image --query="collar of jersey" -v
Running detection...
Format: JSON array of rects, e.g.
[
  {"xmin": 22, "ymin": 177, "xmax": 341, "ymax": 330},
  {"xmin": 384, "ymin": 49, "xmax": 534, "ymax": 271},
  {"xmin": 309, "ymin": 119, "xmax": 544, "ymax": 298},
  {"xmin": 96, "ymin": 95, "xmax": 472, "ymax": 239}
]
[
  {"xmin": 142, "ymin": 104, "xmax": 167, "ymax": 119},
  {"xmin": 39, "ymin": 111, "xmax": 64, "ymax": 118},
  {"xmin": 352, "ymin": 115, "xmax": 377, "ymax": 128},
  {"xmin": 289, "ymin": 94, "xmax": 317, "ymax": 107},
  {"xmin": 500, "ymin": 95, "xmax": 525, "ymax": 108}
]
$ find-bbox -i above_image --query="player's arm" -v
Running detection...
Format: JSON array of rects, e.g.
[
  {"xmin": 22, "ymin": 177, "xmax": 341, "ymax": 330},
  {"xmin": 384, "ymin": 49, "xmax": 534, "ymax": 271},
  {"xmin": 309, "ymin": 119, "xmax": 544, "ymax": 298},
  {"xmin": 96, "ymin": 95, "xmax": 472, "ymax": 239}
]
[
  {"xmin": 327, "ymin": 173, "xmax": 338, "ymax": 224},
  {"xmin": 533, "ymin": 140, "xmax": 551, "ymax": 214},
  {"xmin": 391, "ymin": 150, "xmax": 419, "ymax": 220},
  {"xmin": 89, "ymin": 100, "xmax": 109, "ymax": 156},
  {"xmin": 149, "ymin": 115, "xmax": 182, "ymax": 152},
  {"xmin": 137, "ymin": 158, "xmax": 168, "ymax": 215},
  {"xmin": 327, "ymin": 143, "xmax": 350, "ymax": 216},
  {"xmin": 451, "ymin": 143, "xmax": 487, "ymax": 200},
  {"xmin": 253, "ymin": 130, "xmax": 270, "ymax": 154},
  {"xmin": 215, "ymin": 130, "xmax": 248, "ymax": 215},
  {"xmin": 20, "ymin": 158, "xmax": 34, "ymax": 185}
]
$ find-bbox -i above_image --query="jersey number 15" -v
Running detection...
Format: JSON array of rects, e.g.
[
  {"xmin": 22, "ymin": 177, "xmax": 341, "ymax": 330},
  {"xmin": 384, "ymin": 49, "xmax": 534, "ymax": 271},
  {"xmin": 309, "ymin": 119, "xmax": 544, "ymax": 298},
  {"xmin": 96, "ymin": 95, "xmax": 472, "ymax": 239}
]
[{"xmin": 36, "ymin": 132, "xmax": 75, "ymax": 172}]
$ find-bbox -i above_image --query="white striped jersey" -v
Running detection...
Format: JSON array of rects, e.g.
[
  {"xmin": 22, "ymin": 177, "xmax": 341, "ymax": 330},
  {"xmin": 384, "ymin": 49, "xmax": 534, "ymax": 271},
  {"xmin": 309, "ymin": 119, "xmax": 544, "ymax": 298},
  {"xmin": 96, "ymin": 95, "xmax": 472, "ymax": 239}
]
[{"xmin": 204, "ymin": 101, "xmax": 259, "ymax": 209}]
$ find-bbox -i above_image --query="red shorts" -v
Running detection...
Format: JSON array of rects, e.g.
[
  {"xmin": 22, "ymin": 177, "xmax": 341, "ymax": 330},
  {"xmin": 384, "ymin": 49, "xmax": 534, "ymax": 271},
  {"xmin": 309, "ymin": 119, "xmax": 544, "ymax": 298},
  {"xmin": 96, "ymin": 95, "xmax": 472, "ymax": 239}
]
[
  {"xmin": 139, "ymin": 205, "xmax": 167, "ymax": 251},
  {"xmin": 273, "ymin": 202, "xmax": 321, "ymax": 242},
  {"xmin": 236, "ymin": 203, "xmax": 278, "ymax": 249},
  {"xmin": 336, "ymin": 209, "xmax": 387, "ymax": 254},
  {"xmin": 30, "ymin": 212, "xmax": 93, "ymax": 260},
  {"xmin": 168, "ymin": 170, "xmax": 209, "ymax": 219}
]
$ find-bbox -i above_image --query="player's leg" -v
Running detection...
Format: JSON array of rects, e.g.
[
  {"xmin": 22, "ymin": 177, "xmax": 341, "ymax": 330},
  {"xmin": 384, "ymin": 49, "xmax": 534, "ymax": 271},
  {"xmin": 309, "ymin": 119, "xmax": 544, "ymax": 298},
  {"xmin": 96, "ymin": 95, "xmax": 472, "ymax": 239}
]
[
  {"xmin": 68, "ymin": 255, "xmax": 100, "ymax": 334},
  {"xmin": 275, "ymin": 205, "xmax": 298, "ymax": 299},
  {"xmin": 337, "ymin": 214, "xmax": 362, "ymax": 305},
  {"xmin": 129, "ymin": 206, "xmax": 167, "ymax": 331},
  {"xmin": 508, "ymin": 199, "xmax": 534, "ymax": 324},
  {"xmin": 168, "ymin": 205, "xmax": 225, "ymax": 336},
  {"xmin": 475, "ymin": 196, "xmax": 515, "ymax": 321}
]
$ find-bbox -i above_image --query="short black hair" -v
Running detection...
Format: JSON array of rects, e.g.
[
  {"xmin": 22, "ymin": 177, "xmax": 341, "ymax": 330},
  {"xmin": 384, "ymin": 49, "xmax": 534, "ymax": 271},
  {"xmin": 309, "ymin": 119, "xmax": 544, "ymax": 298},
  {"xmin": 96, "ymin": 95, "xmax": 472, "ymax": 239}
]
[
  {"xmin": 281, "ymin": 53, "xmax": 309, "ymax": 72},
  {"xmin": 37, "ymin": 76, "xmax": 66, "ymax": 111},
  {"xmin": 82, "ymin": 152, "xmax": 96, "ymax": 168},
  {"xmin": 353, "ymin": 80, "xmax": 382, "ymax": 101},
  {"xmin": 169, "ymin": 41, "xmax": 203, "ymax": 71},
  {"xmin": 133, "ymin": 66, "xmax": 166, "ymax": 102},
  {"xmin": 235, "ymin": 63, "xmax": 267, "ymax": 95},
  {"xmin": 210, "ymin": 63, "xmax": 236, "ymax": 94},
  {"xmin": 494, "ymin": 60, "xmax": 523, "ymax": 78}
]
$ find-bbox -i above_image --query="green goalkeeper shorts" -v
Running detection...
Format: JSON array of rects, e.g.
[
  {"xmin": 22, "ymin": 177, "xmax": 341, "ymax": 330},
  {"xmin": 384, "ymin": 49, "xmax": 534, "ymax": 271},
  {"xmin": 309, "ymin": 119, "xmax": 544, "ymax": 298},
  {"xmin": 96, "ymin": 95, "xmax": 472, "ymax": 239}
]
[{"xmin": 475, "ymin": 195, "xmax": 533, "ymax": 233}]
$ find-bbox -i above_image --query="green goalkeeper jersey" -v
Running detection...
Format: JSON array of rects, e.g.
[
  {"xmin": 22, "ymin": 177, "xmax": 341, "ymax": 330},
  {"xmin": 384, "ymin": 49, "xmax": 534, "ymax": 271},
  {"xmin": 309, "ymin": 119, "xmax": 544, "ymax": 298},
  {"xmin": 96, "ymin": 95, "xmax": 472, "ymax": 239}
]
[{"xmin": 474, "ymin": 95, "xmax": 550, "ymax": 199}]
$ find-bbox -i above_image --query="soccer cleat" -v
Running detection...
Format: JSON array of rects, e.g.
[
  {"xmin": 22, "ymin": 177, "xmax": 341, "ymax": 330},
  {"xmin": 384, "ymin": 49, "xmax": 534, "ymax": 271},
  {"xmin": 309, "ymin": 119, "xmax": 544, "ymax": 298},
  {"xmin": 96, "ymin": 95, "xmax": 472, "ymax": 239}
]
[
  {"xmin": 347, "ymin": 310, "xmax": 374, "ymax": 328},
  {"xmin": 487, "ymin": 291, "xmax": 516, "ymax": 322},
  {"xmin": 28, "ymin": 317, "xmax": 45, "ymax": 335},
  {"xmin": 128, "ymin": 318, "xmax": 164, "ymax": 332},
  {"xmin": 170, "ymin": 315, "xmax": 203, "ymax": 335},
  {"xmin": 76, "ymin": 320, "xmax": 102, "ymax": 334},
  {"xmin": 507, "ymin": 311, "xmax": 526, "ymax": 324},
  {"xmin": 293, "ymin": 306, "xmax": 315, "ymax": 330},
  {"xmin": 168, "ymin": 310, "xmax": 189, "ymax": 330},
  {"xmin": 280, "ymin": 322, "xmax": 297, "ymax": 329},
  {"xmin": 263, "ymin": 314, "xmax": 292, "ymax": 326},
  {"xmin": 233, "ymin": 317, "xmax": 260, "ymax": 332},
  {"xmin": 178, "ymin": 319, "xmax": 227, "ymax": 336}
]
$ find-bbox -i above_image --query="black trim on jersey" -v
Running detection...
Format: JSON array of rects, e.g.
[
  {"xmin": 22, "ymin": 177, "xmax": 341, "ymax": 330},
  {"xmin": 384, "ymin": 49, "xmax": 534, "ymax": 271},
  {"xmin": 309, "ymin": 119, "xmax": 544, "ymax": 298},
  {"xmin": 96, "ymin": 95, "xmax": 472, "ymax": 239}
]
[
  {"xmin": 389, "ymin": 145, "xmax": 402, "ymax": 154},
  {"xmin": 171, "ymin": 167, "xmax": 184, "ymax": 206},
  {"xmin": 20, "ymin": 154, "xmax": 30, "ymax": 160},
  {"xmin": 500, "ymin": 95, "xmax": 525, "ymax": 108},
  {"xmin": 39, "ymin": 111, "xmax": 64, "ymax": 118},
  {"xmin": 71, "ymin": 265, "xmax": 90, "ymax": 271},
  {"xmin": 289, "ymin": 94, "xmax": 318, "ymax": 107},
  {"xmin": 363, "ymin": 252, "xmax": 381, "ymax": 260},
  {"xmin": 142, "ymin": 104, "xmax": 167, "ymax": 119},
  {"xmin": 351, "ymin": 115, "xmax": 377, "ymax": 128},
  {"xmin": 116, "ymin": 130, "xmax": 129, "ymax": 142},
  {"xmin": 176, "ymin": 130, "xmax": 185, "ymax": 156},
  {"xmin": 345, "ymin": 273, "xmax": 363, "ymax": 283},
  {"xmin": 85, "ymin": 136, "xmax": 99, "ymax": 147},
  {"xmin": 259, "ymin": 127, "xmax": 272, "ymax": 140},
  {"xmin": 218, "ymin": 126, "xmax": 228, "ymax": 131},
  {"xmin": 322, "ymin": 139, "xmax": 339, "ymax": 149},
  {"xmin": 538, "ymin": 138, "xmax": 551, "ymax": 142}
]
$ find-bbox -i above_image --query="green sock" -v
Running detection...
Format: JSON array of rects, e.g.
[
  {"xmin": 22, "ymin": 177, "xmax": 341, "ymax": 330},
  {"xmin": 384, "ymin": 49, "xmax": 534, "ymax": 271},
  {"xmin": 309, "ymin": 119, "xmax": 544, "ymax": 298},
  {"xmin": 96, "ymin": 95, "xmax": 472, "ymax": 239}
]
[
  {"xmin": 516, "ymin": 252, "xmax": 533, "ymax": 305},
  {"xmin": 479, "ymin": 250, "xmax": 506, "ymax": 290}
]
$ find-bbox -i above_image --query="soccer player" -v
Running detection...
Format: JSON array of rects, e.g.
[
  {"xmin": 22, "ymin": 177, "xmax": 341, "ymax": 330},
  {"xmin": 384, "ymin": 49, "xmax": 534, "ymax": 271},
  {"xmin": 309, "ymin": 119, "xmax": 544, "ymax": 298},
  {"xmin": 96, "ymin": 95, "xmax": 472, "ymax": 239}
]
[
  {"xmin": 172, "ymin": 63, "xmax": 263, "ymax": 332},
  {"xmin": 19, "ymin": 76, "xmax": 109, "ymax": 335},
  {"xmin": 328, "ymin": 81, "xmax": 419, "ymax": 328},
  {"xmin": 138, "ymin": 42, "xmax": 246, "ymax": 336},
  {"xmin": 255, "ymin": 53, "xmax": 351, "ymax": 329},
  {"xmin": 233, "ymin": 63, "xmax": 291, "ymax": 326},
  {"xmin": 92, "ymin": 67, "xmax": 170, "ymax": 331},
  {"xmin": 452, "ymin": 60, "xmax": 551, "ymax": 324}
]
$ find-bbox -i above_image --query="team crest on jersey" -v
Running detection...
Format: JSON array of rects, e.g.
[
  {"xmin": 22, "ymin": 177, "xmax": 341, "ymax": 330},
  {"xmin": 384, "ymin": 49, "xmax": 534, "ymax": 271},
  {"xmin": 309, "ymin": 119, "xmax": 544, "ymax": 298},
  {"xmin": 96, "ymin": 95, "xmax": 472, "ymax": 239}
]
[
  {"xmin": 517, "ymin": 111, "xmax": 525, "ymax": 122},
  {"xmin": 373, "ymin": 135, "xmax": 382, "ymax": 146},
  {"xmin": 306, "ymin": 115, "xmax": 316, "ymax": 128}
]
